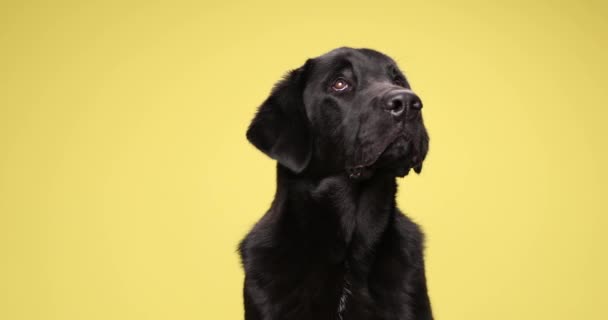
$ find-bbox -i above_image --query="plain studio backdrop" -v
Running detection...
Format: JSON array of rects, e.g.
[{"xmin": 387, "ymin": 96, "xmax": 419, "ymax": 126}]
[{"xmin": 0, "ymin": 1, "xmax": 606, "ymax": 319}]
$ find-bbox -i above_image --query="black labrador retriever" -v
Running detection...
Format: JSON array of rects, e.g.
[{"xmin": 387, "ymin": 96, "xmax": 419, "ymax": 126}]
[{"xmin": 239, "ymin": 47, "xmax": 432, "ymax": 320}]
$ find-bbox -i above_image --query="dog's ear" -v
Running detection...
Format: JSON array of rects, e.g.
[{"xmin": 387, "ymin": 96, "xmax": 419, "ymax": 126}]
[{"xmin": 246, "ymin": 61, "xmax": 312, "ymax": 174}]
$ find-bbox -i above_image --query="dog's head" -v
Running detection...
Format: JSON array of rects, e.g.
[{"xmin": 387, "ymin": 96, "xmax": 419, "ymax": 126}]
[{"xmin": 247, "ymin": 47, "xmax": 429, "ymax": 179}]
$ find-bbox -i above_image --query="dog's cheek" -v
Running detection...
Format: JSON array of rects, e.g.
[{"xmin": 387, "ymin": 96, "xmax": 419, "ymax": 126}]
[
  {"xmin": 313, "ymin": 99, "xmax": 355, "ymax": 168},
  {"xmin": 311, "ymin": 99, "xmax": 346, "ymax": 147},
  {"xmin": 318, "ymin": 99, "xmax": 343, "ymax": 130}
]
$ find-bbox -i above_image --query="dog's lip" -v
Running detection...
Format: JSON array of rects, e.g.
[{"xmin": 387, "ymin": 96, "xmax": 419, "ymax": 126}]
[
  {"xmin": 346, "ymin": 130, "xmax": 428, "ymax": 178},
  {"xmin": 345, "ymin": 133, "xmax": 412, "ymax": 179},
  {"xmin": 347, "ymin": 134, "xmax": 400, "ymax": 168}
]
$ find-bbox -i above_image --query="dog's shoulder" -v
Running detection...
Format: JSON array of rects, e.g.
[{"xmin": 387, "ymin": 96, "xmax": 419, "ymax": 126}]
[
  {"xmin": 238, "ymin": 206, "xmax": 301, "ymax": 274},
  {"xmin": 389, "ymin": 210, "xmax": 427, "ymax": 266},
  {"xmin": 238, "ymin": 209, "xmax": 278, "ymax": 266}
]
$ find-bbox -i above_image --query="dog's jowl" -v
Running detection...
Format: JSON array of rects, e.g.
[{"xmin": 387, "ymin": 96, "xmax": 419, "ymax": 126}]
[{"xmin": 239, "ymin": 47, "xmax": 433, "ymax": 320}]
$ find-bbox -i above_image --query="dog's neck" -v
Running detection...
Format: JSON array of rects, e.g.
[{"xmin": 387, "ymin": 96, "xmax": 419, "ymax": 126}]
[{"xmin": 273, "ymin": 165, "xmax": 398, "ymax": 269}]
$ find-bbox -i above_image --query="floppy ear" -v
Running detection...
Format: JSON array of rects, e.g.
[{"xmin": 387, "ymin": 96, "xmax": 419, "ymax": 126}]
[{"xmin": 246, "ymin": 62, "xmax": 312, "ymax": 174}]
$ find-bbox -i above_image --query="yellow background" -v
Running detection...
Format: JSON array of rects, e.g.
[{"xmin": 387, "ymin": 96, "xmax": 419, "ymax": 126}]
[{"xmin": 1, "ymin": 1, "xmax": 606, "ymax": 319}]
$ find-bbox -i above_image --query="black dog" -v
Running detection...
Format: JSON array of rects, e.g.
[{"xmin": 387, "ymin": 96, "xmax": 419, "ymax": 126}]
[{"xmin": 239, "ymin": 47, "xmax": 432, "ymax": 320}]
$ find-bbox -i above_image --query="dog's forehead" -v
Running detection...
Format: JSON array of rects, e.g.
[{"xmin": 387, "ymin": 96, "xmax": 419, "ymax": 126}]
[
  {"xmin": 309, "ymin": 47, "xmax": 397, "ymax": 79},
  {"xmin": 318, "ymin": 47, "xmax": 394, "ymax": 64}
]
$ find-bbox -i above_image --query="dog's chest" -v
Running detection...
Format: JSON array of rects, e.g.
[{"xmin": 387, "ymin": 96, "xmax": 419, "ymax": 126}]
[{"xmin": 336, "ymin": 262, "xmax": 352, "ymax": 320}]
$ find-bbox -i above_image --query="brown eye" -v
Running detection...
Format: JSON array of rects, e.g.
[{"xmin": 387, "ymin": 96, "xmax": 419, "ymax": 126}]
[{"xmin": 331, "ymin": 78, "xmax": 349, "ymax": 91}]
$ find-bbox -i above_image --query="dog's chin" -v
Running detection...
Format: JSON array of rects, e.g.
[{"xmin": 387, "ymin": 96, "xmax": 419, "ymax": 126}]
[
  {"xmin": 378, "ymin": 162, "xmax": 413, "ymax": 177},
  {"xmin": 374, "ymin": 135, "xmax": 426, "ymax": 176}
]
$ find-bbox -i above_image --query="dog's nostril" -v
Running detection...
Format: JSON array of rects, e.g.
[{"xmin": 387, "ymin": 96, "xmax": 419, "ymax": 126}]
[
  {"xmin": 387, "ymin": 98, "xmax": 405, "ymax": 115},
  {"xmin": 411, "ymin": 99, "xmax": 422, "ymax": 110},
  {"xmin": 390, "ymin": 102, "xmax": 405, "ymax": 116},
  {"xmin": 384, "ymin": 91, "xmax": 422, "ymax": 118}
]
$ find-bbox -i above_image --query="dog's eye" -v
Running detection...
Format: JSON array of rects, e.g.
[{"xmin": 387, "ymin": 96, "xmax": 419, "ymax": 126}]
[{"xmin": 330, "ymin": 78, "xmax": 350, "ymax": 92}]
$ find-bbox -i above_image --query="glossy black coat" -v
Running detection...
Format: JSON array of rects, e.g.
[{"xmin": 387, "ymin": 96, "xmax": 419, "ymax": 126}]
[{"xmin": 240, "ymin": 47, "xmax": 433, "ymax": 320}]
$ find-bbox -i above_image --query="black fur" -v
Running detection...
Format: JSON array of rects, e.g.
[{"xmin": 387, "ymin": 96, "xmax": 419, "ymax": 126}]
[{"xmin": 240, "ymin": 47, "xmax": 432, "ymax": 320}]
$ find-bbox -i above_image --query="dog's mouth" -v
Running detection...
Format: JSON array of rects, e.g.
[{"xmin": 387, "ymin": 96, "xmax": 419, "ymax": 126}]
[{"xmin": 346, "ymin": 133, "xmax": 423, "ymax": 180}]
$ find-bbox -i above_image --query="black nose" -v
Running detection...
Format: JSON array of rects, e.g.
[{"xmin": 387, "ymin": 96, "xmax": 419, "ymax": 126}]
[{"xmin": 383, "ymin": 90, "xmax": 422, "ymax": 119}]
